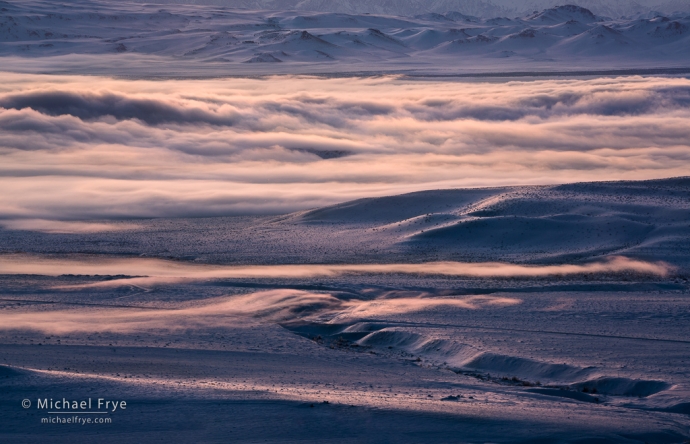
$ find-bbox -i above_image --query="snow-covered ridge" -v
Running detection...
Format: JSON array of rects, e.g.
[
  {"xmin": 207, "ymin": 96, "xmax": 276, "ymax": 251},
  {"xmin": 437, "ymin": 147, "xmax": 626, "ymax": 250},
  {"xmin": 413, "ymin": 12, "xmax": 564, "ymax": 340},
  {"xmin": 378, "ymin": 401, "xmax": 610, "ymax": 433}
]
[
  {"xmin": 125, "ymin": 0, "xmax": 690, "ymax": 20},
  {"xmin": 1, "ymin": 0, "xmax": 689, "ymax": 75},
  {"xmin": 2, "ymin": 177, "xmax": 689, "ymax": 273},
  {"xmin": 294, "ymin": 177, "xmax": 690, "ymax": 269}
]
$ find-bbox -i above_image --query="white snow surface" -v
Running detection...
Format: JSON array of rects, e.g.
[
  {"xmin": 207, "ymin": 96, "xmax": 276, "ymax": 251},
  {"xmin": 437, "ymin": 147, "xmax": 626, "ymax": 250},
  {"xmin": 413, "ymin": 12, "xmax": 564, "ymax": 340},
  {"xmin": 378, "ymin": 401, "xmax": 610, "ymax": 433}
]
[
  {"xmin": 1, "ymin": 0, "xmax": 689, "ymax": 76},
  {"xmin": 128, "ymin": 0, "xmax": 690, "ymax": 20},
  {"xmin": 1, "ymin": 177, "xmax": 690, "ymax": 442},
  {"xmin": 1, "ymin": 2, "xmax": 690, "ymax": 441}
]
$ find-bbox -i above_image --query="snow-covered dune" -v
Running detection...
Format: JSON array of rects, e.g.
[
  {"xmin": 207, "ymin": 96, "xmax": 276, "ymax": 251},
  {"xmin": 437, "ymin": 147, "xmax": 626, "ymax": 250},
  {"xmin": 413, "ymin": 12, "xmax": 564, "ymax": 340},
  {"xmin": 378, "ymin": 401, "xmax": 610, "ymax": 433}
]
[
  {"xmin": 295, "ymin": 177, "xmax": 690, "ymax": 269},
  {"xmin": 2, "ymin": 177, "xmax": 690, "ymax": 442}
]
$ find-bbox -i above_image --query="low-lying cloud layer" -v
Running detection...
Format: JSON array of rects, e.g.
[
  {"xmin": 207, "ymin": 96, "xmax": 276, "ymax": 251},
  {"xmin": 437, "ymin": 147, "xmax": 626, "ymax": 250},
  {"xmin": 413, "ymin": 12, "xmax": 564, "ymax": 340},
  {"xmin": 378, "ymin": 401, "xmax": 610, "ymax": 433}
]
[
  {"xmin": 0, "ymin": 290, "xmax": 521, "ymax": 333},
  {"xmin": 0, "ymin": 219, "xmax": 140, "ymax": 234},
  {"xmin": 0, "ymin": 254, "xmax": 672, "ymax": 280},
  {"xmin": 0, "ymin": 73, "xmax": 689, "ymax": 219}
]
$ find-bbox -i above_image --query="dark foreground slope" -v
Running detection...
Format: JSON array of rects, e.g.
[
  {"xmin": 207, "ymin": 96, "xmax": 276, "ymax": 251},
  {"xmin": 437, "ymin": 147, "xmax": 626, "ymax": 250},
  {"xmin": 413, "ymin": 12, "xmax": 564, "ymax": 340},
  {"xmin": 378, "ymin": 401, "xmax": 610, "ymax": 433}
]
[{"xmin": 1, "ymin": 177, "xmax": 689, "ymax": 443}]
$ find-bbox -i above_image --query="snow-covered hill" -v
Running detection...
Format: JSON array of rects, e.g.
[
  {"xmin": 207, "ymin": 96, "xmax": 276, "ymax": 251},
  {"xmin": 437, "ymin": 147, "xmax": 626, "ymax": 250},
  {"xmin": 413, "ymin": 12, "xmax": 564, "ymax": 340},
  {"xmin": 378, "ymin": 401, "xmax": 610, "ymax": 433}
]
[
  {"xmin": 293, "ymin": 177, "xmax": 690, "ymax": 269},
  {"xmin": 2, "ymin": 177, "xmax": 689, "ymax": 272},
  {"xmin": 1, "ymin": 0, "xmax": 688, "ymax": 75},
  {"xmin": 126, "ymin": 0, "xmax": 690, "ymax": 20}
]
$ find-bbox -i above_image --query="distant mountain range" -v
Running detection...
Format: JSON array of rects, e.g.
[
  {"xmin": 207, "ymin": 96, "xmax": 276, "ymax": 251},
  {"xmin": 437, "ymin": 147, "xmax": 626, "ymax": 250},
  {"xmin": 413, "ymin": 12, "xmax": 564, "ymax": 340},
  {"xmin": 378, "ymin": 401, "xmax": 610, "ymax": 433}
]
[
  {"xmin": 1, "ymin": 0, "xmax": 689, "ymax": 75},
  {"xmin": 127, "ymin": 0, "xmax": 690, "ymax": 19}
]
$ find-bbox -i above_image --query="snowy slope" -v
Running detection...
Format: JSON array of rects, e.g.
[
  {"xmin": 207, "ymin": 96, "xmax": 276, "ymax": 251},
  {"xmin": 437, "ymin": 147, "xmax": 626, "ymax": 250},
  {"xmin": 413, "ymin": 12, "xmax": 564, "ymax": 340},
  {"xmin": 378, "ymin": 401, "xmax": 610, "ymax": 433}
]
[
  {"xmin": 1, "ymin": 176, "xmax": 689, "ymax": 442},
  {"xmin": 2, "ymin": 177, "xmax": 688, "ymax": 272},
  {"xmin": 1, "ymin": 0, "xmax": 689, "ymax": 75},
  {"xmin": 294, "ymin": 177, "xmax": 690, "ymax": 268}
]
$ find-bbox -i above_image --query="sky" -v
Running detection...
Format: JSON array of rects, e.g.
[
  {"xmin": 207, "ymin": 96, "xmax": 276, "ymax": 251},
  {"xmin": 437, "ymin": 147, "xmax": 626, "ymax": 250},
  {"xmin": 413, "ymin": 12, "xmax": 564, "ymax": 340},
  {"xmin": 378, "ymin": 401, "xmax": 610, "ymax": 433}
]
[{"xmin": 0, "ymin": 73, "xmax": 689, "ymax": 220}]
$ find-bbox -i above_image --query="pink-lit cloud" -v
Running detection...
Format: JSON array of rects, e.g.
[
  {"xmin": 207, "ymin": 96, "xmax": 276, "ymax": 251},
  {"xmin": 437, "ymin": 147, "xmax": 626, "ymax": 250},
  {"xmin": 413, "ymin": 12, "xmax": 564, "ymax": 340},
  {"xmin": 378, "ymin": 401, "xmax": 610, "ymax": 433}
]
[
  {"xmin": 0, "ymin": 254, "xmax": 673, "ymax": 281},
  {"xmin": 0, "ymin": 73, "xmax": 689, "ymax": 219},
  {"xmin": 0, "ymin": 290, "xmax": 520, "ymax": 334}
]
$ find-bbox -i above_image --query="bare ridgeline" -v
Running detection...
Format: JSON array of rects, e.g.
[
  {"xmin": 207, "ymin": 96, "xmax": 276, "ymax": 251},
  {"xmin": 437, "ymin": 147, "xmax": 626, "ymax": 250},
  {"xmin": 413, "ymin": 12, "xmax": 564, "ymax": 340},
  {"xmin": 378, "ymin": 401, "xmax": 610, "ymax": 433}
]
[{"xmin": 1, "ymin": 177, "xmax": 689, "ymax": 442}]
